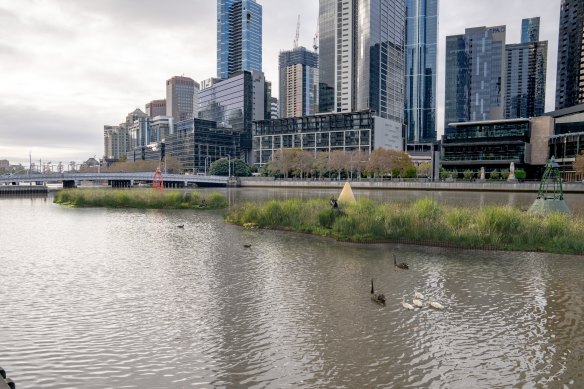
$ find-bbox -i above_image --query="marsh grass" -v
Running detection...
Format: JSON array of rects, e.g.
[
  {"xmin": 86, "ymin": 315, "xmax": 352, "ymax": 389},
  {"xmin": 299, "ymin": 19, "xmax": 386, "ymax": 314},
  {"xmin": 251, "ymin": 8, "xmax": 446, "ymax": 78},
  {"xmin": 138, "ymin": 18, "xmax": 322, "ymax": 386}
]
[
  {"xmin": 226, "ymin": 197, "xmax": 584, "ymax": 255},
  {"xmin": 54, "ymin": 188, "xmax": 228, "ymax": 210}
]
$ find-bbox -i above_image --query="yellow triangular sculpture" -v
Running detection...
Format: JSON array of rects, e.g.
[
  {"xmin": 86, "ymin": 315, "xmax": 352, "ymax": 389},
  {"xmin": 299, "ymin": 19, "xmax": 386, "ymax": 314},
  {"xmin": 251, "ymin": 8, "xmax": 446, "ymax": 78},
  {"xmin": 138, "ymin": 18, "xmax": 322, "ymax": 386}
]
[{"xmin": 338, "ymin": 181, "xmax": 356, "ymax": 205}]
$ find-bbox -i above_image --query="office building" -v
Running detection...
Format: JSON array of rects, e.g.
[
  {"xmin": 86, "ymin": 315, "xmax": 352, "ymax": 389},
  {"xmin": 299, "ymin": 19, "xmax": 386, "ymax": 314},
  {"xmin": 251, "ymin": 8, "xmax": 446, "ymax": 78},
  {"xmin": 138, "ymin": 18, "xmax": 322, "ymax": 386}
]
[
  {"xmin": 546, "ymin": 104, "xmax": 584, "ymax": 179},
  {"xmin": 317, "ymin": 0, "xmax": 406, "ymax": 126},
  {"xmin": 317, "ymin": 0, "xmax": 335, "ymax": 113},
  {"xmin": 253, "ymin": 110, "xmax": 403, "ymax": 167},
  {"xmin": 505, "ymin": 40, "xmax": 547, "ymax": 119},
  {"xmin": 201, "ymin": 77, "xmax": 222, "ymax": 90},
  {"xmin": 146, "ymin": 99, "xmax": 167, "ymax": 118},
  {"xmin": 166, "ymin": 118, "xmax": 241, "ymax": 174},
  {"xmin": 198, "ymin": 70, "xmax": 266, "ymax": 160},
  {"xmin": 166, "ymin": 76, "xmax": 199, "ymax": 122},
  {"xmin": 555, "ymin": 0, "xmax": 584, "ymax": 110},
  {"xmin": 405, "ymin": 0, "xmax": 438, "ymax": 144},
  {"xmin": 445, "ymin": 26, "xmax": 506, "ymax": 129},
  {"xmin": 521, "ymin": 17, "xmax": 540, "ymax": 43},
  {"xmin": 217, "ymin": 0, "xmax": 262, "ymax": 79},
  {"xmin": 279, "ymin": 47, "xmax": 319, "ymax": 118}
]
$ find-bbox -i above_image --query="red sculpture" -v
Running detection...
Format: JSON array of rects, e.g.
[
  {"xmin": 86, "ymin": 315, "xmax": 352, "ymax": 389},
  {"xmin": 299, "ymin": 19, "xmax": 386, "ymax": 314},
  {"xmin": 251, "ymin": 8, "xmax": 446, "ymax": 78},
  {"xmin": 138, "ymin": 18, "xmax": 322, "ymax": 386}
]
[{"xmin": 152, "ymin": 167, "xmax": 164, "ymax": 191}]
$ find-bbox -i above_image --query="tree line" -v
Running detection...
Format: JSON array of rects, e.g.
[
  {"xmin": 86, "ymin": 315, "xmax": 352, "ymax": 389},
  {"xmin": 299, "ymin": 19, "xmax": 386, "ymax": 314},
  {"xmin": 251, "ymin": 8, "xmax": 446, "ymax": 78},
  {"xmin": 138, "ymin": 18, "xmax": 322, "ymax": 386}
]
[{"xmin": 261, "ymin": 148, "xmax": 419, "ymax": 179}]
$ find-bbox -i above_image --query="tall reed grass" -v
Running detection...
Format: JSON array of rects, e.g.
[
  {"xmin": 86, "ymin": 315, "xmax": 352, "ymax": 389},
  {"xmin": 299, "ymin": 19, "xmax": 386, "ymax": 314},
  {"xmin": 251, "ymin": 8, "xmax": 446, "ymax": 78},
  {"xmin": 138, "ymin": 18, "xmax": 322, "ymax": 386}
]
[
  {"xmin": 226, "ymin": 197, "xmax": 584, "ymax": 255},
  {"xmin": 54, "ymin": 188, "xmax": 227, "ymax": 210}
]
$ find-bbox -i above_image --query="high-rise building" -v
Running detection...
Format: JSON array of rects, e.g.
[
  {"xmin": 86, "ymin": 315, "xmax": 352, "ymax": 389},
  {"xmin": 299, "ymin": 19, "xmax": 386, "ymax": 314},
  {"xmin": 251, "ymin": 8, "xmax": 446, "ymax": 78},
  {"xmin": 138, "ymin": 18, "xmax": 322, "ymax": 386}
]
[
  {"xmin": 198, "ymin": 70, "xmax": 267, "ymax": 161},
  {"xmin": 270, "ymin": 97, "xmax": 278, "ymax": 119},
  {"xmin": 521, "ymin": 17, "xmax": 540, "ymax": 43},
  {"xmin": 279, "ymin": 47, "xmax": 319, "ymax": 118},
  {"xmin": 445, "ymin": 26, "xmax": 506, "ymax": 129},
  {"xmin": 318, "ymin": 0, "xmax": 406, "ymax": 126},
  {"xmin": 217, "ymin": 0, "xmax": 262, "ymax": 79},
  {"xmin": 317, "ymin": 0, "xmax": 335, "ymax": 113},
  {"xmin": 505, "ymin": 20, "xmax": 547, "ymax": 119},
  {"xmin": 405, "ymin": 0, "xmax": 438, "ymax": 144},
  {"xmin": 146, "ymin": 99, "xmax": 167, "ymax": 118},
  {"xmin": 555, "ymin": 0, "xmax": 584, "ymax": 110},
  {"xmin": 166, "ymin": 76, "xmax": 200, "ymax": 122}
]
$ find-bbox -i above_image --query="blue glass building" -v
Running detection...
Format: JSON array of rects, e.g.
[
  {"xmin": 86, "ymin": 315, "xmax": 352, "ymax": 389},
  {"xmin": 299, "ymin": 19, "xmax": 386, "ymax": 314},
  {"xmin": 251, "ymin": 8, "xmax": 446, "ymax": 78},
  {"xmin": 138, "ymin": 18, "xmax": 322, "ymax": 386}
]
[
  {"xmin": 521, "ymin": 17, "xmax": 540, "ymax": 43},
  {"xmin": 405, "ymin": 0, "xmax": 438, "ymax": 144},
  {"xmin": 445, "ymin": 26, "xmax": 506, "ymax": 129},
  {"xmin": 217, "ymin": 0, "xmax": 262, "ymax": 80},
  {"xmin": 505, "ymin": 19, "xmax": 547, "ymax": 119},
  {"xmin": 555, "ymin": 0, "xmax": 584, "ymax": 110}
]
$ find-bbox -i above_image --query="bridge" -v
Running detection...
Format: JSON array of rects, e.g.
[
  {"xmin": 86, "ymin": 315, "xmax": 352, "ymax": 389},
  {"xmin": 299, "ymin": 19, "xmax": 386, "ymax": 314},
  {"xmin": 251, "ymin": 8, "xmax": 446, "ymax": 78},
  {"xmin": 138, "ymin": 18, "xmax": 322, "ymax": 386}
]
[{"xmin": 0, "ymin": 172, "xmax": 234, "ymax": 188}]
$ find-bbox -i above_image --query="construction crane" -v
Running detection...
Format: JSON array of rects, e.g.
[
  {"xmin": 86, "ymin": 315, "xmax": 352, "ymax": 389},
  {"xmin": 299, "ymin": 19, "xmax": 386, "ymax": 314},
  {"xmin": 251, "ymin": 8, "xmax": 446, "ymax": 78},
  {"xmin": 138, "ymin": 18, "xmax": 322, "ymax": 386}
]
[
  {"xmin": 294, "ymin": 15, "xmax": 300, "ymax": 49},
  {"xmin": 313, "ymin": 19, "xmax": 319, "ymax": 51}
]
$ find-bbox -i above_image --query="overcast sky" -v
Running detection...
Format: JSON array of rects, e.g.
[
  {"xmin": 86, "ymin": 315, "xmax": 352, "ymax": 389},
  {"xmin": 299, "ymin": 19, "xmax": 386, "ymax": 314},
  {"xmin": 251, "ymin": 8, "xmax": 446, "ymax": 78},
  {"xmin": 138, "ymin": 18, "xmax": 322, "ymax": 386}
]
[{"xmin": 0, "ymin": 0, "xmax": 560, "ymax": 164}]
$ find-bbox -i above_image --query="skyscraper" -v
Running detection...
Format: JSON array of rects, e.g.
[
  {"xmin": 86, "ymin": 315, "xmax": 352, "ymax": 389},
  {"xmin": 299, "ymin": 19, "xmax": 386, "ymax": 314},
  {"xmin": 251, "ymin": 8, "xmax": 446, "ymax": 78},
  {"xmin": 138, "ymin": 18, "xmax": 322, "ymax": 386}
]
[
  {"xmin": 445, "ymin": 26, "xmax": 506, "ymax": 128},
  {"xmin": 146, "ymin": 99, "xmax": 167, "ymax": 118},
  {"xmin": 217, "ymin": 0, "xmax": 262, "ymax": 80},
  {"xmin": 317, "ymin": 0, "xmax": 335, "ymax": 113},
  {"xmin": 318, "ymin": 0, "xmax": 406, "ymax": 125},
  {"xmin": 279, "ymin": 47, "xmax": 319, "ymax": 118},
  {"xmin": 555, "ymin": 0, "xmax": 584, "ymax": 110},
  {"xmin": 521, "ymin": 17, "xmax": 540, "ymax": 43},
  {"xmin": 405, "ymin": 0, "xmax": 438, "ymax": 144},
  {"xmin": 166, "ymin": 76, "xmax": 200, "ymax": 122},
  {"xmin": 505, "ymin": 19, "xmax": 547, "ymax": 119}
]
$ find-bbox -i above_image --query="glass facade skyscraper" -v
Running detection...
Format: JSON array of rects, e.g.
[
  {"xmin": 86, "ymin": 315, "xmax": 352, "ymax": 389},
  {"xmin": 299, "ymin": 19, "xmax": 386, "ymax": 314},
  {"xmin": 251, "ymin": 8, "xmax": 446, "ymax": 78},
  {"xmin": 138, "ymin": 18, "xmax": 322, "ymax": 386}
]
[
  {"xmin": 317, "ymin": 0, "xmax": 335, "ymax": 113},
  {"xmin": 217, "ymin": 0, "xmax": 262, "ymax": 80},
  {"xmin": 318, "ymin": 0, "xmax": 405, "ymax": 126},
  {"xmin": 279, "ymin": 47, "xmax": 319, "ymax": 118},
  {"xmin": 444, "ymin": 26, "xmax": 506, "ymax": 129},
  {"xmin": 405, "ymin": 0, "xmax": 438, "ymax": 144},
  {"xmin": 505, "ymin": 20, "xmax": 547, "ymax": 119},
  {"xmin": 521, "ymin": 17, "xmax": 540, "ymax": 43},
  {"xmin": 555, "ymin": 0, "xmax": 584, "ymax": 110}
]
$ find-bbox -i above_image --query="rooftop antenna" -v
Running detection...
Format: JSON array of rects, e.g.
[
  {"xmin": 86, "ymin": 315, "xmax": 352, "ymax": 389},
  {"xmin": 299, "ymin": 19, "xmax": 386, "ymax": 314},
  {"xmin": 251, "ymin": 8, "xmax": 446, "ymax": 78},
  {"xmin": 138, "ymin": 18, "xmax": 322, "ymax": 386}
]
[{"xmin": 294, "ymin": 14, "xmax": 301, "ymax": 49}]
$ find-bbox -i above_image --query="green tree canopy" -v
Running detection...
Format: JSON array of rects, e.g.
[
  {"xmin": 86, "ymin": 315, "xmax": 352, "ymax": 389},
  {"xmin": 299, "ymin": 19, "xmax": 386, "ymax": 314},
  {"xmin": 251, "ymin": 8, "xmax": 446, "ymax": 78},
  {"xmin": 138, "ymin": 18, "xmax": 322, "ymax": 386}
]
[{"xmin": 209, "ymin": 158, "xmax": 252, "ymax": 177}]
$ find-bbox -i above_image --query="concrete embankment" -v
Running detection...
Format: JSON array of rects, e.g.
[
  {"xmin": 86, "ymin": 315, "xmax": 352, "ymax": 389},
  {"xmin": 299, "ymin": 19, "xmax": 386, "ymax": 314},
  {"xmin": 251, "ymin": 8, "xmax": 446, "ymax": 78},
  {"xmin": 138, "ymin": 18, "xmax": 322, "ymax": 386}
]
[
  {"xmin": 239, "ymin": 178, "xmax": 584, "ymax": 194},
  {"xmin": 0, "ymin": 185, "xmax": 48, "ymax": 195}
]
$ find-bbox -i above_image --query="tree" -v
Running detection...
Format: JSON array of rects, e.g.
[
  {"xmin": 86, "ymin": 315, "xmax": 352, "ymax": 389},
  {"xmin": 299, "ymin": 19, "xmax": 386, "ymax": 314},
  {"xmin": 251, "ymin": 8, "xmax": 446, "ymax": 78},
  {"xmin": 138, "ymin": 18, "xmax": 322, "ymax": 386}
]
[
  {"xmin": 328, "ymin": 150, "xmax": 348, "ymax": 179},
  {"xmin": 490, "ymin": 169, "xmax": 500, "ymax": 180},
  {"xmin": 463, "ymin": 169, "xmax": 474, "ymax": 180},
  {"xmin": 209, "ymin": 158, "xmax": 252, "ymax": 176},
  {"xmin": 574, "ymin": 151, "xmax": 584, "ymax": 178},
  {"xmin": 417, "ymin": 162, "xmax": 432, "ymax": 178},
  {"xmin": 312, "ymin": 152, "xmax": 329, "ymax": 179}
]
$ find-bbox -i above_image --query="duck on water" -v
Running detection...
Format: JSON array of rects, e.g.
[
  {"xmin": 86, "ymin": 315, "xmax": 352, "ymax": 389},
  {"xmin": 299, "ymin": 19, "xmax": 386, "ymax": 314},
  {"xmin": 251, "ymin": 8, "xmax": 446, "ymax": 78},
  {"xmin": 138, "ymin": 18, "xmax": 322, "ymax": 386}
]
[
  {"xmin": 394, "ymin": 254, "xmax": 409, "ymax": 270},
  {"xmin": 370, "ymin": 279, "xmax": 386, "ymax": 306}
]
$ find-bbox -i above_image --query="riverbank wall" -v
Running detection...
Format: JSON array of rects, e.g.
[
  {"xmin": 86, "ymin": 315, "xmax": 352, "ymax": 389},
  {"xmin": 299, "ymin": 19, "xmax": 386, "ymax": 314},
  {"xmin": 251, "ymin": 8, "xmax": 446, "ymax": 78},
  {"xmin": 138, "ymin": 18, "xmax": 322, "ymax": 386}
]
[
  {"xmin": 0, "ymin": 185, "xmax": 48, "ymax": 195},
  {"xmin": 239, "ymin": 178, "xmax": 584, "ymax": 194}
]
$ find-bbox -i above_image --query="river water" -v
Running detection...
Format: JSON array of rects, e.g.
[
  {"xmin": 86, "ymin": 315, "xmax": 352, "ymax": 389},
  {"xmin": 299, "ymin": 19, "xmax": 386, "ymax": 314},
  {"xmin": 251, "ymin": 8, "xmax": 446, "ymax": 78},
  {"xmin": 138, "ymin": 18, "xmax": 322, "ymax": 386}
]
[{"xmin": 1, "ymin": 190, "xmax": 583, "ymax": 388}]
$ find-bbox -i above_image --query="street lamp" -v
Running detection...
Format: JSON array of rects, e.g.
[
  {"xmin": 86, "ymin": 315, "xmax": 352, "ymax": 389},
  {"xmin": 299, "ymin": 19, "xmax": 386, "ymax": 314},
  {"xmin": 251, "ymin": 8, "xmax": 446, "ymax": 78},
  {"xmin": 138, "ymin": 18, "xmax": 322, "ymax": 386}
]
[
  {"xmin": 205, "ymin": 156, "xmax": 211, "ymax": 175},
  {"xmin": 227, "ymin": 155, "xmax": 231, "ymax": 178}
]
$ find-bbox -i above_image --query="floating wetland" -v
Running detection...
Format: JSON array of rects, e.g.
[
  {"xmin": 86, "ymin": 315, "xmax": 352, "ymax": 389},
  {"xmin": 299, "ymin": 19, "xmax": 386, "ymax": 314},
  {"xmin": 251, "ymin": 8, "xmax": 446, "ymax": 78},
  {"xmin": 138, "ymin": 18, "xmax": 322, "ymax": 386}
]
[{"xmin": 226, "ymin": 197, "xmax": 584, "ymax": 255}]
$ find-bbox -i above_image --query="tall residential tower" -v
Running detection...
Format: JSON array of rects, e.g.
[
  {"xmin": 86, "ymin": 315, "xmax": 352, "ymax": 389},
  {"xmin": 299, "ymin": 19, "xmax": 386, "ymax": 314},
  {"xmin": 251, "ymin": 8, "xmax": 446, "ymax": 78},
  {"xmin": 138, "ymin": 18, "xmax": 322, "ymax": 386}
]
[
  {"xmin": 555, "ymin": 0, "xmax": 584, "ymax": 110},
  {"xmin": 278, "ymin": 47, "xmax": 319, "ymax": 118},
  {"xmin": 166, "ymin": 76, "xmax": 200, "ymax": 122},
  {"xmin": 217, "ymin": 0, "xmax": 263, "ymax": 80},
  {"xmin": 405, "ymin": 0, "xmax": 438, "ymax": 144}
]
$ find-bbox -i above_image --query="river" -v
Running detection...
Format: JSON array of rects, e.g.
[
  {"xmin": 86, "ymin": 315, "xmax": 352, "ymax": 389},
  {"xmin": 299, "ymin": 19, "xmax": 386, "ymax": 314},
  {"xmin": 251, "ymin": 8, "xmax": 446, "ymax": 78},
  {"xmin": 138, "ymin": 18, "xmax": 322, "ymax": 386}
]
[{"xmin": 0, "ymin": 189, "xmax": 583, "ymax": 388}]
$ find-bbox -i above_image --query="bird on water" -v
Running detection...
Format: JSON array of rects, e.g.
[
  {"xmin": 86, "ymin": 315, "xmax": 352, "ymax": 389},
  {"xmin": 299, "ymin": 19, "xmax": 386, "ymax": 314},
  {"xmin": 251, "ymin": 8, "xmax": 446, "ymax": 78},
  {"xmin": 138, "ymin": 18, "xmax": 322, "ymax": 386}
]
[
  {"xmin": 243, "ymin": 244, "xmax": 252, "ymax": 248},
  {"xmin": 177, "ymin": 225, "xmax": 185, "ymax": 229},
  {"xmin": 394, "ymin": 254, "xmax": 409, "ymax": 270},
  {"xmin": 428, "ymin": 297, "xmax": 445, "ymax": 310},
  {"xmin": 370, "ymin": 279, "xmax": 386, "ymax": 306},
  {"xmin": 401, "ymin": 295, "xmax": 415, "ymax": 310}
]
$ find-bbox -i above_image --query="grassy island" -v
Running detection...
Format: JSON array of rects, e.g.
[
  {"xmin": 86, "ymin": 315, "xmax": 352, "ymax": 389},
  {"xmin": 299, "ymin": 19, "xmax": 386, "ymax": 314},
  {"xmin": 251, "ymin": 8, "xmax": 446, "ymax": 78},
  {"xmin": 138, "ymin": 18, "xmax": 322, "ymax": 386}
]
[
  {"xmin": 226, "ymin": 197, "xmax": 584, "ymax": 255},
  {"xmin": 54, "ymin": 188, "xmax": 228, "ymax": 210}
]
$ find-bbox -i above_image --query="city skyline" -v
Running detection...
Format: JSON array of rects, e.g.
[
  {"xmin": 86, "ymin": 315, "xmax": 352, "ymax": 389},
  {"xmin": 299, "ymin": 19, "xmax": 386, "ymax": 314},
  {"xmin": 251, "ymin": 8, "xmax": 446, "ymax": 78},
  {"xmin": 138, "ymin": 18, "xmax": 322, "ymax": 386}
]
[{"xmin": 0, "ymin": 0, "xmax": 560, "ymax": 163}]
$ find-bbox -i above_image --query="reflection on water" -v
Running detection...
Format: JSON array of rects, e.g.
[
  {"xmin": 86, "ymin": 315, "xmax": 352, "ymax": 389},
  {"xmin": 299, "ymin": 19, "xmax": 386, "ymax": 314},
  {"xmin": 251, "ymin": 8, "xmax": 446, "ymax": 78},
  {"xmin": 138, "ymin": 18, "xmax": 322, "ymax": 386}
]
[{"xmin": 0, "ymin": 193, "xmax": 583, "ymax": 388}]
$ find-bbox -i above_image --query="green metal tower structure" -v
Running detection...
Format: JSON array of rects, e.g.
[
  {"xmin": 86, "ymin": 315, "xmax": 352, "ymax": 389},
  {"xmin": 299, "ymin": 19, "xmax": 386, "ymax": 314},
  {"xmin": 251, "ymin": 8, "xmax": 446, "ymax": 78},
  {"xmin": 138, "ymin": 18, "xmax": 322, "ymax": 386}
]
[{"xmin": 529, "ymin": 157, "xmax": 571, "ymax": 215}]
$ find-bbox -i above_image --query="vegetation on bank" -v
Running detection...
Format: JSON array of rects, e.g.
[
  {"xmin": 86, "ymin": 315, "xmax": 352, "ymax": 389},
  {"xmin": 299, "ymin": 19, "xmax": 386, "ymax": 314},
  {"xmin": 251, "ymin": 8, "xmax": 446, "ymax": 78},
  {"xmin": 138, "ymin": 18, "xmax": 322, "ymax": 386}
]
[
  {"xmin": 54, "ymin": 189, "xmax": 228, "ymax": 209},
  {"xmin": 226, "ymin": 197, "xmax": 584, "ymax": 255}
]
